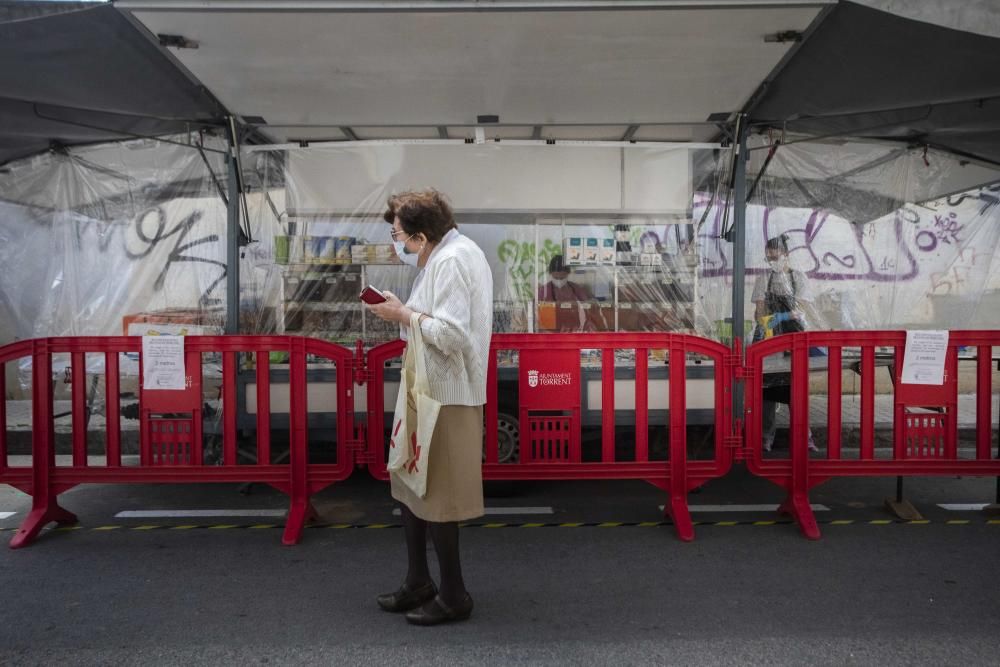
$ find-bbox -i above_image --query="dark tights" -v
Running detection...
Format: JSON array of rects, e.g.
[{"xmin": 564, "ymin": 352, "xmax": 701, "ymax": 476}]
[{"xmin": 401, "ymin": 504, "xmax": 467, "ymax": 606}]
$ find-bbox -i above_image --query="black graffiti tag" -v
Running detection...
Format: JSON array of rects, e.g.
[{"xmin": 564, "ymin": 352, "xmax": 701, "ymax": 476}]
[{"xmin": 126, "ymin": 206, "xmax": 227, "ymax": 305}]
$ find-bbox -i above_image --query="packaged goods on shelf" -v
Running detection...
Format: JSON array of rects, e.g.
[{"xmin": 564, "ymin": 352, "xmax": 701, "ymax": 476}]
[
  {"xmin": 639, "ymin": 252, "xmax": 663, "ymax": 266},
  {"xmin": 300, "ymin": 236, "xmax": 319, "ymax": 264},
  {"xmin": 584, "ymin": 237, "xmax": 599, "ymax": 264},
  {"xmin": 321, "ymin": 236, "xmax": 339, "ymax": 264},
  {"xmin": 352, "ymin": 243, "xmax": 401, "ymax": 264},
  {"xmin": 122, "ymin": 308, "xmax": 223, "ymax": 335},
  {"xmin": 374, "ymin": 244, "xmax": 401, "ymax": 264},
  {"xmin": 334, "ymin": 236, "xmax": 355, "ymax": 264},
  {"xmin": 275, "ymin": 235, "xmax": 290, "ymax": 264},
  {"xmin": 563, "ymin": 237, "xmax": 583, "ymax": 264},
  {"xmin": 288, "ymin": 236, "xmax": 306, "ymax": 263},
  {"xmin": 601, "ymin": 238, "xmax": 615, "ymax": 264},
  {"xmin": 351, "ymin": 244, "xmax": 373, "ymax": 264},
  {"xmin": 537, "ymin": 301, "xmax": 557, "ymax": 331}
]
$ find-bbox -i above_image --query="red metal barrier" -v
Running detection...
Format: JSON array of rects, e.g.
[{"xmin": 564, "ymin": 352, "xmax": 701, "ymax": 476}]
[
  {"xmin": 364, "ymin": 333, "xmax": 734, "ymax": 541},
  {"xmin": 744, "ymin": 330, "xmax": 1000, "ymax": 539},
  {"xmin": 0, "ymin": 336, "xmax": 355, "ymax": 548}
]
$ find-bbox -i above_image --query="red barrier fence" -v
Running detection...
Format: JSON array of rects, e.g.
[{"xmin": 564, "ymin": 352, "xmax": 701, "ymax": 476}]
[
  {"xmin": 0, "ymin": 336, "xmax": 355, "ymax": 548},
  {"xmin": 744, "ymin": 330, "xmax": 1000, "ymax": 539},
  {"xmin": 3, "ymin": 330, "xmax": 997, "ymax": 548},
  {"xmin": 364, "ymin": 333, "xmax": 734, "ymax": 541}
]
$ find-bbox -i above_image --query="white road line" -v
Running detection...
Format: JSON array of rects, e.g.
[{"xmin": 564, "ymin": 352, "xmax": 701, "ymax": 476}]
[
  {"xmin": 115, "ymin": 509, "xmax": 287, "ymax": 518},
  {"xmin": 938, "ymin": 503, "xmax": 989, "ymax": 511},
  {"xmin": 0, "ymin": 512, "xmax": 16, "ymax": 519},
  {"xmin": 658, "ymin": 504, "xmax": 831, "ymax": 512},
  {"xmin": 392, "ymin": 506, "xmax": 554, "ymax": 516}
]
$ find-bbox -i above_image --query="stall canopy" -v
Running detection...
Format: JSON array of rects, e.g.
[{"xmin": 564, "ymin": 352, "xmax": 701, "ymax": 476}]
[
  {"xmin": 2, "ymin": 1, "xmax": 999, "ymax": 172},
  {"xmin": 0, "ymin": 1, "xmax": 227, "ymax": 167},
  {"xmin": 3, "ymin": 1, "xmax": 999, "ymax": 204},
  {"xmin": 117, "ymin": 0, "xmax": 829, "ymax": 144},
  {"xmin": 749, "ymin": 1, "xmax": 1000, "ymax": 167}
]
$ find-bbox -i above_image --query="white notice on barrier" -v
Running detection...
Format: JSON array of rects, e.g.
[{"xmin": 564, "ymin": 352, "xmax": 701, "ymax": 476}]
[
  {"xmin": 901, "ymin": 330, "xmax": 949, "ymax": 385},
  {"xmin": 142, "ymin": 335, "xmax": 186, "ymax": 390}
]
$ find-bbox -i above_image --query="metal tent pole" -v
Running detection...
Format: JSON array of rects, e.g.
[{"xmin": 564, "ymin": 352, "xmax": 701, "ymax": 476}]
[
  {"xmin": 730, "ymin": 115, "xmax": 748, "ymax": 433},
  {"xmin": 225, "ymin": 118, "xmax": 241, "ymax": 335}
]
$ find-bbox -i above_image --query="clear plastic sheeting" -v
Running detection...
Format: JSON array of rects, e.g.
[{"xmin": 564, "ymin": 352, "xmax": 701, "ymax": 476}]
[
  {"xmin": 0, "ymin": 133, "xmax": 232, "ymax": 391},
  {"xmin": 5, "ymin": 131, "xmax": 999, "ymax": 390},
  {"xmin": 695, "ymin": 133, "xmax": 1000, "ymax": 343},
  {"xmin": 240, "ymin": 143, "xmax": 725, "ymax": 346}
]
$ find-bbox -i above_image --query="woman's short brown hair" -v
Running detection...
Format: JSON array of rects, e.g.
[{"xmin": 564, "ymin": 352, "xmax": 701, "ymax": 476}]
[{"xmin": 383, "ymin": 189, "xmax": 457, "ymax": 243}]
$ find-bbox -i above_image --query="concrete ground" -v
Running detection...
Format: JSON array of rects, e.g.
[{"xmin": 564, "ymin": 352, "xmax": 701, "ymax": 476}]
[{"xmin": 1, "ymin": 469, "xmax": 997, "ymax": 666}]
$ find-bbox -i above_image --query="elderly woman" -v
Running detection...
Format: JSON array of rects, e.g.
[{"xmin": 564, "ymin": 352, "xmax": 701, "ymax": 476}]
[{"xmin": 366, "ymin": 189, "xmax": 493, "ymax": 626}]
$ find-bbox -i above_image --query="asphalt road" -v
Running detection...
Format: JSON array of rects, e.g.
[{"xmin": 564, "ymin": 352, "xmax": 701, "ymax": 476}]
[{"xmin": 1, "ymin": 471, "xmax": 998, "ymax": 666}]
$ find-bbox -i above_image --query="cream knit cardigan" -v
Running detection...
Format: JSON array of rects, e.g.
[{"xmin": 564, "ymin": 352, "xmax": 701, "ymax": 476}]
[{"xmin": 403, "ymin": 230, "xmax": 493, "ymax": 406}]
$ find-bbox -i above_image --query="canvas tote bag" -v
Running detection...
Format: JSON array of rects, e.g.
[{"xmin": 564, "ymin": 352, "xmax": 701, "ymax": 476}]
[{"xmin": 387, "ymin": 311, "xmax": 442, "ymax": 498}]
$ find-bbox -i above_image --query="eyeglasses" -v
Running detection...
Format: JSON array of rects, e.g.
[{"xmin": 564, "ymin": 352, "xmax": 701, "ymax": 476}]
[{"xmin": 390, "ymin": 228, "xmax": 412, "ymax": 241}]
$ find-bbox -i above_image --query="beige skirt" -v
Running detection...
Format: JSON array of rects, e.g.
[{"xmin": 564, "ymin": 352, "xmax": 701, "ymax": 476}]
[{"xmin": 391, "ymin": 403, "xmax": 485, "ymax": 523}]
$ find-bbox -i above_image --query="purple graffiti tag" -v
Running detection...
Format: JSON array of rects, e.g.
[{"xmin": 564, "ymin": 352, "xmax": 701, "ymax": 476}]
[
  {"xmin": 916, "ymin": 230, "xmax": 937, "ymax": 252},
  {"xmin": 821, "ymin": 252, "xmax": 857, "ymax": 269},
  {"xmin": 932, "ymin": 212, "xmax": 963, "ymax": 245}
]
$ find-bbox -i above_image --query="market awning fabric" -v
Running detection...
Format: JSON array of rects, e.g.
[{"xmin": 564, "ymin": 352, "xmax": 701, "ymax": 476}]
[
  {"xmin": 0, "ymin": 2, "xmax": 227, "ymax": 166},
  {"xmin": 749, "ymin": 1, "xmax": 1000, "ymax": 166},
  {"xmin": 120, "ymin": 1, "xmax": 825, "ymax": 143}
]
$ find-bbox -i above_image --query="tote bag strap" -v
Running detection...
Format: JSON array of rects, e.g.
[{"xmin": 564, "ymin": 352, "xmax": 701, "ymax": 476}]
[{"xmin": 408, "ymin": 311, "xmax": 432, "ymax": 395}]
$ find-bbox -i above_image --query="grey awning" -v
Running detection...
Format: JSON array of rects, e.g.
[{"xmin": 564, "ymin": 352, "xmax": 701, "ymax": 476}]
[
  {"xmin": 0, "ymin": 2, "xmax": 227, "ymax": 166},
  {"xmin": 750, "ymin": 1, "xmax": 1000, "ymax": 166}
]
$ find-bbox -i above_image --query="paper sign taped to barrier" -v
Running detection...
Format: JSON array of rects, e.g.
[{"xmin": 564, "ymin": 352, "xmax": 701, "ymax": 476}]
[
  {"xmin": 142, "ymin": 335, "xmax": 186, "ymax": 390},
  {"xmin": 901, "ymin": 330, "xmax": 948, "ymax": 385}
]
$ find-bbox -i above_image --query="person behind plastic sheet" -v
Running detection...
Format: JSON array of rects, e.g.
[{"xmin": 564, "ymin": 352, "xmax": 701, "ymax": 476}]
[
  {"xmin": 365, "ymin": 189, "xmax": 493, "ymax": 626},
  {"xmin": 751, "ymin": 235, "xmax": 819, "ymax": 453},
  {"xmin": 538, "ymin": 254, "xmax": 604, "ymax": 331}
]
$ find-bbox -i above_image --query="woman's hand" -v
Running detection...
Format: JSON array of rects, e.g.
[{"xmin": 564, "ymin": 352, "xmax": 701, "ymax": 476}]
[{"xmin": 366, "ymin": 290, "xmax": 414, "ymax": 324}]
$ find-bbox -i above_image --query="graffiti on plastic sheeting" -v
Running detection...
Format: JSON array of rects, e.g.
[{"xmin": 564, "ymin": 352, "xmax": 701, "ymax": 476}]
[
  {"xmin": 929, "ymin": 247, "xmax": 981, "ymax": 295},
  {"xmin": 690, "ymin": 195, "xmax": 986, "ymax": 283},
  {"xmin": 914, "ymin": 211, "xmax": 964, "ymax": 253},
  {"xmin": 124, "ymin": 206, "xmax": 226, "ymax": 305},
  {"xmin": 946, "ymin": 183, "xmax": 1000, "ymax": 215},
  {"xmin": 497, "ymin": 239, "xmax": 563, "ymax": 300},
  {"xmin": 805, "ymin": 209, "xmax": 920, "ymax": 282}
]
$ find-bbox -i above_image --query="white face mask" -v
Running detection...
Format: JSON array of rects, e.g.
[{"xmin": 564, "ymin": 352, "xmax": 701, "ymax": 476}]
[
  {"xmin": 393, "ymin": 236, "xmax": 421, "ymax": 267},
  {"xmin": 551, "ymin": 278, "xmax": 568, "ymax": 288}
]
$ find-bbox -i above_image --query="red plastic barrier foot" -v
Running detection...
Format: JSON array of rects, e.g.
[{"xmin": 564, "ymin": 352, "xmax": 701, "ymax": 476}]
[
  {"xmin": 778, "ymin": 493, "xmax": 821, "ymax": 540},
  {"xmin": 9, "ymin": 503, "xmax": 78, "ymax": 549},
  {"xmin": 282, "ymin": 500, "xmax": 319, "ymax": 546},
  {"xmin": 664, "ymin": 495, "xmax": 695, "ymax": 542}
]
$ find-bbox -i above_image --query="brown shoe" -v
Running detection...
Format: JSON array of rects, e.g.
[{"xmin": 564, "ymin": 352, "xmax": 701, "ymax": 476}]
[
  {"xmin": 376, "ymin": 581, "xmax": 438, "ymax": 613},
  {"xmin": 405, "ymin": 594, "xmax": 474, "ymax": 626}
]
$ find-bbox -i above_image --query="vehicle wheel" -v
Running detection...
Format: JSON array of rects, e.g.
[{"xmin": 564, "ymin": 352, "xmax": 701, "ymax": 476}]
[{"xmin": 483, "ymin": 411, "xmax": 520, "ymax": 464}]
